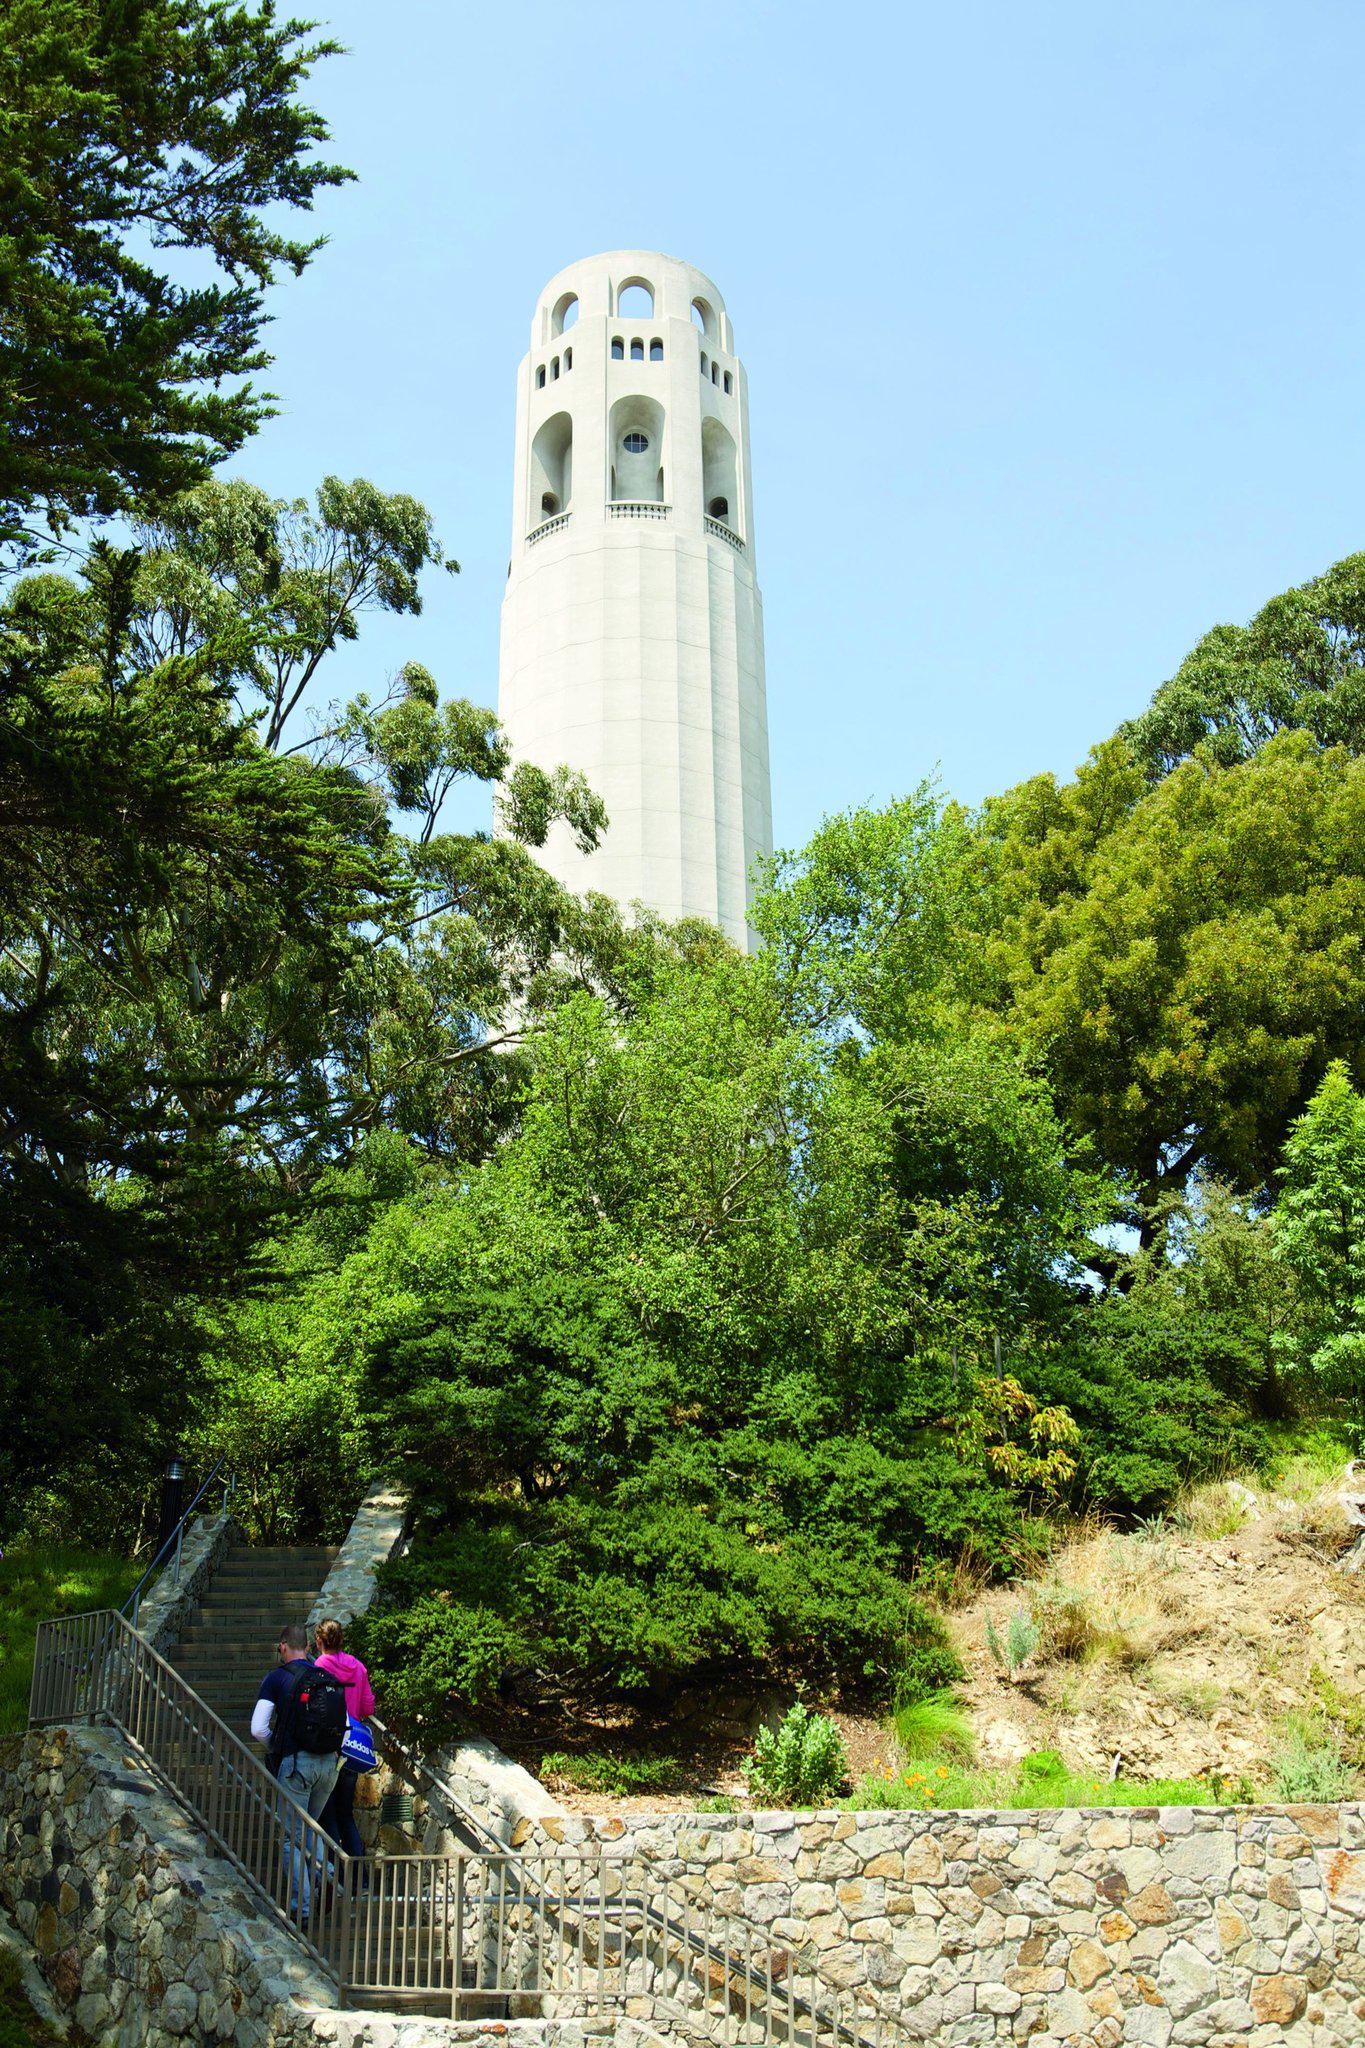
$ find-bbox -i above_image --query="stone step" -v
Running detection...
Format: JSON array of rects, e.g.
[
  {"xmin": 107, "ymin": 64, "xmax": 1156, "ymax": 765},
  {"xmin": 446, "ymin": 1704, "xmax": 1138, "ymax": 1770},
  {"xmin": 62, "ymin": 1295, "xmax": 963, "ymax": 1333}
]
[
  {"xmin": 168, "ymin": 1683, "xmax": 275, "ymax": 1705},
  {"xmin": 210, "ymin": 1572, "xmax": 337, "ymax": 1590},
  {"xmin": 197, "ymin": 1572, "xmax": 329, "ymax": 1585},
  {"xmin": 180, "ymin": 1613, "xmax": 327, "ymax": 1630},
  {"xmin": 177, "ymin": 1601, "xmax": 328, "ymax": 1626},
  {"xmin": 175, "ymin": 1670, "xmax": 260, "ymax": 1684},
  {"xmin": 169, "ymin": 1665, "xmax": 289, "ymax": 1688},
  {"xmin": 171, "ymin": 1641, "xmax": 273, "ymax": 1656},
  {"xmin": 201, "ymin": 1574, "xmax": 334, "ymax": 1592},
  {"xmin": 217, "ymin": 1540, "xmax": 339, "ymax": 1556},
  {"xmin": 171, "ymin": 1635, "xmax": 305, "ymax": 1653},
  {"xmin": 200, "ymin": 1577, "xmax": 331, "ymax": 1592}
]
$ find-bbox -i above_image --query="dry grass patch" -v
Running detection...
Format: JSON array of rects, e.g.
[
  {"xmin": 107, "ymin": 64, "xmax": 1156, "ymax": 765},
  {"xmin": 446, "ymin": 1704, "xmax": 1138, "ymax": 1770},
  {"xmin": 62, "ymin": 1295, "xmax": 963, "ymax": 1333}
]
[
  {"xmin": 1022, "ymin": 1526, "xmax": 1203, "ymax": 1673},
  {"xmin": 1178, "ymin": 1479, "xmax": 1260, "ymax": 1541}
]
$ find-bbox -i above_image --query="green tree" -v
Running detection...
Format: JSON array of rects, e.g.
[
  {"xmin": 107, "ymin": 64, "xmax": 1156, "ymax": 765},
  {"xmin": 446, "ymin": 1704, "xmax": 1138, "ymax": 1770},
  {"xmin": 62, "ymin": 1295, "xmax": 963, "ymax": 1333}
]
[
  {"xmin": 1123, "ymin": 554, "xmax": 1365, "ymax": 778},
  {"xmin": 0, "ymin": 0, "xmax": 348, "ymax": 561},
  {"xmin": 974, "ymin": 732, "xmax": 1365, "ymax": 1226},
  {"xmin": 0, "ymin": 494, "xmax": 608, "ymax": 1529},
  {"xmin": 1274, "ymin": 1062, "xmax": 1365, "ymax": 1423},
  {"xmin": 128, "ymin": 475, "xmax": 455, "ymax": 750},
  {"xmin": 0, "ymin": 546, "xmax": 395, "ymax": 1528},
  {"xmin": 1124, "ymin": 1178, "xmax": 1297, "ymax": 1413},
  {"xmin": 338, "ymin": 917, "xmax": 1106, "ymax": 1717}
]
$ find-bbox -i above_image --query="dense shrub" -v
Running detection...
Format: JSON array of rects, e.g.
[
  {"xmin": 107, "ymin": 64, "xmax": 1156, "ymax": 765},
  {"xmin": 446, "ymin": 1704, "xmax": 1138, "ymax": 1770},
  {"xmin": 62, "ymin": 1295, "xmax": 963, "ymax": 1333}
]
[
  {"xmin": 1020, "ymin": 1306, "xmax": 1270, "ymax": 1515},
  {"xmin": 744, "ymin": 1704, "xmax": 848, "ymax": 1806}
]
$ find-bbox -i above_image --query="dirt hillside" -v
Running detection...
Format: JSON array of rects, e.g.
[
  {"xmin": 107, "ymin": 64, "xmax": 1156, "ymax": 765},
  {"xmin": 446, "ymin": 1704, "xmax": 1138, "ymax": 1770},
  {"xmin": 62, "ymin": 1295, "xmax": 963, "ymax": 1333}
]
[
  {"xmin": 499, "ymin": 1465, "xmax": 1365, "ymax": 1812},
  {"xmin": 950, "ymin": 1474, "xmax": 1365, "ymax": 1787}
]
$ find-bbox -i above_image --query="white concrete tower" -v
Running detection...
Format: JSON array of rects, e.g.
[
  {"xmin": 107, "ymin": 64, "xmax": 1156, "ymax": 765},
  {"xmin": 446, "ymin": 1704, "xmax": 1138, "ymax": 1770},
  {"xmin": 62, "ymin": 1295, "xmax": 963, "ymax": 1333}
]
[{"xmin": 497, "ymin": 251, "xmax": 772, "ymax": 948}]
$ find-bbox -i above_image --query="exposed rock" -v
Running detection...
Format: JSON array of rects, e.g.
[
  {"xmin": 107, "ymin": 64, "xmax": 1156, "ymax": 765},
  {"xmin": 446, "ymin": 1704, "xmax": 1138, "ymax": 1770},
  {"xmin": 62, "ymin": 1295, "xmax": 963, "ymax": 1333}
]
[{"xmin": 1250, "ymin": 1971, "xmax": 1308, "ymax": 2024}]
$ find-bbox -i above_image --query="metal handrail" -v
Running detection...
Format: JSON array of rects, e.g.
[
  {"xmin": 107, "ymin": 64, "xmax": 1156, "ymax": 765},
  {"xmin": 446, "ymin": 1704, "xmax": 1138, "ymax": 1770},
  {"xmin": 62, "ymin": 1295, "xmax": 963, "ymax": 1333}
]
[
  {"xmin": 373, "ymin": 1716, "xmax": 894, "ymax": 2046},
  {"xmin": 123, "ymin": 1456, "xmax": 236, "ymax": 1628},
  {"xmin": 30, "ymin": 1607, "xmax": 353, "ymax": 1980},
  {"xmin": 370, "ymin": 1714, "xmax": 508, "ymax": 1859},
  {"xmin": 30, "ymin": 1614, "xmax": 894, "ymax": 2042}
]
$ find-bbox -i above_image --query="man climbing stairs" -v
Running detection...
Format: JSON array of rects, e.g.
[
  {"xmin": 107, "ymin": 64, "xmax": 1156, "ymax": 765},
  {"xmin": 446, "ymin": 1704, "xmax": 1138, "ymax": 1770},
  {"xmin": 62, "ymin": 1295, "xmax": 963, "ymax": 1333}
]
[{"xmin": 166, "ymin": 1543, "xmax": 339, "ymax": 1737}]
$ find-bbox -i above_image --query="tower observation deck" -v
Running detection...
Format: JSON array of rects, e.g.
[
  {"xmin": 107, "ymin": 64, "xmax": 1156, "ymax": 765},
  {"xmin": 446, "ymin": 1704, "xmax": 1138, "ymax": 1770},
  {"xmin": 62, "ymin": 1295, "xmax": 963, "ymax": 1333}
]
[{"xmin": 496, "ymin": 251, "xmax": 772, "ymax": 949}]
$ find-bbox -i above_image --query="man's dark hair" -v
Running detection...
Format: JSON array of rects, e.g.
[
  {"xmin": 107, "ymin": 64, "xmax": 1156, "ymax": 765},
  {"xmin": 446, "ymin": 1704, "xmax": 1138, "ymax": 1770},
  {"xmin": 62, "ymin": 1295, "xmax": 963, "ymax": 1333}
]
[{"xmin": 280, "ymin": 1623, "xmax": 308, "ymax": 1652}]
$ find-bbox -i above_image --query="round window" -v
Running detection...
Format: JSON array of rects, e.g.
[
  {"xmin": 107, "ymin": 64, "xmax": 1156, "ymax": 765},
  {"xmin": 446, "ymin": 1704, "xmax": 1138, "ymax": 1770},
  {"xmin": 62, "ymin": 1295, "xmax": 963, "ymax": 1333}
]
[{"xmin": 622, "ymin": 431, "xmax": 649, "ymax": 454}]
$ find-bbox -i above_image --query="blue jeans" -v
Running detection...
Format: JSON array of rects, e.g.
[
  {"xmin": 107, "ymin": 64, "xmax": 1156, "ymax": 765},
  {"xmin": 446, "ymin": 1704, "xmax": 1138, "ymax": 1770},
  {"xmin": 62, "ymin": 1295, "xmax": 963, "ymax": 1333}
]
[
  {"xmin": 320, "ymin": 1762, "xmax": 366, "ymax": 1862},
  {"xmin": 277, "ymin": 1749, "xmax": 340, "ymax": 1919}
]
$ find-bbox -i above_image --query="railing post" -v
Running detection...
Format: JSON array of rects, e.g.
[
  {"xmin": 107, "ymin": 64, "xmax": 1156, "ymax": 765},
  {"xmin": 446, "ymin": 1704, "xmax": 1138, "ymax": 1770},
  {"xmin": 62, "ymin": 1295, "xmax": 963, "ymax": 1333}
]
[
  {"xmin": 28, "ymin": 1620, "xmax": 47, "ymax": 1725},
  {"xmin": 450, "ymin": 1856, "xmax": 465, "ymax": 2021},
  {"xmin": 336, "ymin": 1865, "xmax": 352, "ymax": 2009}
]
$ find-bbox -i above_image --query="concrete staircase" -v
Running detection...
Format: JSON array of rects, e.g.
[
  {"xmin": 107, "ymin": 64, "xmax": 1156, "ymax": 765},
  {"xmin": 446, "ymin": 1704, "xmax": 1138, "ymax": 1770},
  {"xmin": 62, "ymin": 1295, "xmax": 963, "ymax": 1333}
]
[{"xmin": 167, "ymin": 1542, "xmax": 339, "ymax": 1737}]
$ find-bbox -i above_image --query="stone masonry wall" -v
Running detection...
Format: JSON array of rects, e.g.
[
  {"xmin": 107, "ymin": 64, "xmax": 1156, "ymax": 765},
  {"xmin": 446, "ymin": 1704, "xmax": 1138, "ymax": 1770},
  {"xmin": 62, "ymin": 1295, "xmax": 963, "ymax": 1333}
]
[
  {"xmin": 0, "ymin": 1725, "xmax": 665, "ymax": 2048},
  {"xmin": 308, "ymin": 1483, "xmax": 407, "ymax": 1636},
  {"xmin": 0, "ymin": 1723, "xmax": 332, "ymax": 2046},
  {"xmin": 135, "ymin": 1510, "xmax": 243, "ymax": 1658},
  {"xmin": 504, "ymin": 1802, "xmax": 1365, "ymax": 2047}
]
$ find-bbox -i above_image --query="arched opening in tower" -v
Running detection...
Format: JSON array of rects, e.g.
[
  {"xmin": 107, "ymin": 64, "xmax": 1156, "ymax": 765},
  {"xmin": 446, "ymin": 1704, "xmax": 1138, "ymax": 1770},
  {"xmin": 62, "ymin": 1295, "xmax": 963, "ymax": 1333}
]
[
  {"xmin": 608, "ymin": 396, "xmax": 666, "ymax": 504},
  {"xmin": 530, "ymin": 411, "xmax": 573, "ymax": 525},
  {"xmin": 702, "ymin": 417, "xmax": 739, "ymax": 531}
]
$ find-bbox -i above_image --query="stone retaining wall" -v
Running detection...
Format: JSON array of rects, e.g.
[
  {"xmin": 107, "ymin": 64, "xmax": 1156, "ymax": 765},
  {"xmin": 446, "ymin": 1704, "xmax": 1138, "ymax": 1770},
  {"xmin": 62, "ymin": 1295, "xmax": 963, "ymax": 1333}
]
[
  {"xmin": 308, "ymin": 1483, "xmax": 407, "ymax": 1636},
  {"xmin": 14, "ymin": 1708, "xmax": 1365, "ymax": 2044},
  {"xmin": 0, "ymin": 1727, "xmax": 667, "ymax": 2048},
  {"xmin": 504, "ymin": 1802, "xmax": 1365, "ymax": 2046},
  {"xmin": 0, "ymin": 1724, "xmax": 332, "ymax": 2046},
  {"xmin": 135, "ymin": 1510, "xmax": 243, "ymax": 1658},
  {"xmin": 406, "ymin": 1732, "xmax": 566, "ymax": 1850}
]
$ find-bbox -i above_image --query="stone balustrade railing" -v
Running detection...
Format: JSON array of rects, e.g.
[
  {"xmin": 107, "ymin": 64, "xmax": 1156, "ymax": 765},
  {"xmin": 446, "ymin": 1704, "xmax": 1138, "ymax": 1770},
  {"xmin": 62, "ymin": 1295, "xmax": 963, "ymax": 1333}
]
[{"xmin": 703, "ymin": 516, "xmax": 744, "ymax": 550}]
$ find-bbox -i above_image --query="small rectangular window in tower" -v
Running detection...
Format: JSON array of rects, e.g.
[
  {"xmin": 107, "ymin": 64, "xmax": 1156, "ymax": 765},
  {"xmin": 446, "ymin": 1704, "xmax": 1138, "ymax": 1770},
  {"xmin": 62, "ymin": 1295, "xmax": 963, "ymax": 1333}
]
[
  {"xmin": 649, "ymin": 339, "xmax": 663, "ymax": 362},
  {"xmin": 630, "ymin": 339, "xmax": 644, "ymax": 361},
  {"xmin": 611, "ymin": 337, "xmax": 624, "ymax": 360},
  {"xmin": 711, "ymin": 362, "xmax": 719, "ymax": 385},
  {"xmin": 723, "ymin": 371, "xmax": 733, "ymax": 395},
  {"xmin": 537, "ymin": 366, "xmax": 546, "ymax": 388}
]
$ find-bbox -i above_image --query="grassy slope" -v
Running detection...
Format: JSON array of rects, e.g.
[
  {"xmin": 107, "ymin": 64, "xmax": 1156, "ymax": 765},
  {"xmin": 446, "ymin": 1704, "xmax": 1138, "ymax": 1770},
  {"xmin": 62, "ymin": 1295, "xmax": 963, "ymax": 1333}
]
[
  {"xmin": 850, "ymin": 1751, "xmax": 1220, "ymax": 1812},
  {"xmin": 0, "ymin": 1950, "xmax": 62, "ymax": 2048},
  {"xmin": 0, "ymin": 1543, "xmax": 138, "ymax": 1734}
]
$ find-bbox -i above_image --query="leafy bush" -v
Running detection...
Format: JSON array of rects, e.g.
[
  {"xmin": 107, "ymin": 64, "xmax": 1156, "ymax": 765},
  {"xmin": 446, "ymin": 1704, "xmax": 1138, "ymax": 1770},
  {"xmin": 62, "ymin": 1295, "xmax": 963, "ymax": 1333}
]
[
  {"xmin": 1023, "ymin": 1308, "xmax": 1269, "ymax": 1516},
  {"xmin": 744, "ymin": 1704, "xmax": 848, "ymax": 1807},
  {"xmin": 1272, "ymin": 1723, "xmax": 1356, "ymax": 1802},
  {"xmin": 894, "ymin": 1629, "xmax": 964, "ymax": 1706},
  {"xmin": 986, "ymin": 1609, "xmax": 1040, "ymax": 1678},
  {"xmin": 540, "ymin": 1751, "xmax": 682, "ymax": 1796}
]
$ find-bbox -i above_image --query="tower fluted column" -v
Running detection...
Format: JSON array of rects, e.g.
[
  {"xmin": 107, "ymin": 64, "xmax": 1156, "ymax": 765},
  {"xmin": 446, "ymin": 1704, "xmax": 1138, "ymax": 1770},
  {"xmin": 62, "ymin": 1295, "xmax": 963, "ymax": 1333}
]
[{"xmin": 497, "ymin": 250, "xmax": 772, "ymax": 948}]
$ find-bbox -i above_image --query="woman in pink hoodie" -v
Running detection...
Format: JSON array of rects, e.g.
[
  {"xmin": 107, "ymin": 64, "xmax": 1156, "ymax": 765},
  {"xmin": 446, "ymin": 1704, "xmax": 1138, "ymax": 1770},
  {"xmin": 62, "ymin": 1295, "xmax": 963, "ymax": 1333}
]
[{"xmin": 315, "ymin": 1618, "xmax": 376, "ymax": 1860}]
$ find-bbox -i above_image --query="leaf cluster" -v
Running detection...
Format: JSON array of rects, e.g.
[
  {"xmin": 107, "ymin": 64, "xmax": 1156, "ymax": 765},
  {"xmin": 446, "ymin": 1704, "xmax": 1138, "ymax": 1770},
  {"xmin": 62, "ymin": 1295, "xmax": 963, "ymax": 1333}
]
[{"xmin": 0, "ymin": 0, "xmax": 350, "ymax": 559}]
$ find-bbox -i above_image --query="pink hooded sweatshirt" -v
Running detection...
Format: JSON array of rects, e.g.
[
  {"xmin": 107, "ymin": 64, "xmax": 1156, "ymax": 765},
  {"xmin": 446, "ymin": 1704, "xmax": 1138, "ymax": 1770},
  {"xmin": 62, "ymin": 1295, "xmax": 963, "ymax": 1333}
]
[{"xmin": 314, "ymin": 1649, "xmax": 375, "ymax": 1722}]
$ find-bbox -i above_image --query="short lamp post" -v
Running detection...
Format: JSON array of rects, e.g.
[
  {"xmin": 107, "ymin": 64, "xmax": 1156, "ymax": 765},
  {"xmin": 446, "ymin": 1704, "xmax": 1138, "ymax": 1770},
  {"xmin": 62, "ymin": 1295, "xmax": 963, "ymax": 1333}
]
[{"xmin": 157, "ymin": 1455, "xmax": 186, "ymax": 1562}]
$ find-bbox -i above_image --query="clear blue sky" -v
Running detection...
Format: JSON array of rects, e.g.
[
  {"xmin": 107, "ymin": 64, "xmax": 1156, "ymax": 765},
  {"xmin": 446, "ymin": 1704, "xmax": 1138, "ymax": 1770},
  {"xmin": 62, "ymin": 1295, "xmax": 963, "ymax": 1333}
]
[{"xmin": 239, "ymin": 0, "xmax": 1365, "ymax": 851}]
